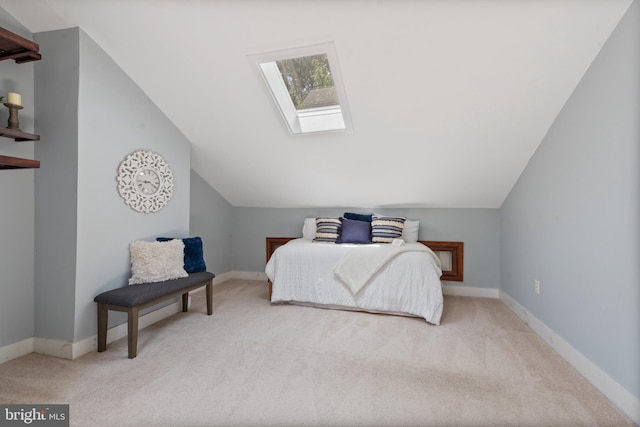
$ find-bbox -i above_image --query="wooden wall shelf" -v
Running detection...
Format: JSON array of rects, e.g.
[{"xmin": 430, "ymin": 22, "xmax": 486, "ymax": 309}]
[
  {"xmin": 0, "ymin": 128, "xmax": 41, "ymax": 169},
  {"xmin": 0, "ymin": 27, "xmax": 41, "ymax": 63},
  {"xmin": 0, "ymin": 127, "xmax": 40, "ymax": 141},
  {"xmin": 0, "ymin": 155, "xmax": 40, "ymax": 169},
  {"xmin": 0, "ymin": 27, "xmax": 42, "ymax": 169}
]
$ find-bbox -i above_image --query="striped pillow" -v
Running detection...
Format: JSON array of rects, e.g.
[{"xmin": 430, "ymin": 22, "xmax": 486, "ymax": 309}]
[
  {"xmin": 371, "ymin": 214, "xmax": 406, "ymax": 243},
  {"xmin": 313, "ymin": 217, "xmax": 342, "ymax": 242}
]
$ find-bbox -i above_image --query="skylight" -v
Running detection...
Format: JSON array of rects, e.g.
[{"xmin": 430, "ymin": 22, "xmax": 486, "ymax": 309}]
[{"xmin": 251, "ymin": 42, "xmax": 353, "ymax": 135}]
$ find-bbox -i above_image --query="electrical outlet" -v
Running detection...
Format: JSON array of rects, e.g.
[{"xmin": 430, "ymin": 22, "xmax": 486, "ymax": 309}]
[{"xmin": 534, "ymin": 280, "xmax": 541, "ymax": 295}]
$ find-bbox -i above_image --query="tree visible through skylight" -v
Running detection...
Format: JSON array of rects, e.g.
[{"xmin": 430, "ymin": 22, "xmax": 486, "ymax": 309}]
[
  {"xmin": 276, "ymin": 54, "xmax": 336, "ymax": 110},
  {"xmin": 251, "ymin": 42, "xmax": 353, "ymax": 135}
]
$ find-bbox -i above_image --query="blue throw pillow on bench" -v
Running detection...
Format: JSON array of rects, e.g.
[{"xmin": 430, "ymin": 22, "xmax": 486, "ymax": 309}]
[{"xmin": 156, "ymin": 236, "xmax": 207, "ymax": 273}]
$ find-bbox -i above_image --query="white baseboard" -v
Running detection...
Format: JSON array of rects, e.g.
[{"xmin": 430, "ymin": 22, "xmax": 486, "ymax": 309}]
[
  {"xmin": 33, "ymin": 337, "xmax": 74, "ymax": 359},
  {"xmin": 500, "ymin": 290, "xmax": 640, "ymax": 425},
  {"xmin": 1, "ymin": 299, "xmax": 189, "ymax": 363},
  {"xmin": 442, "ymin": 283, "xmax": 499, "ymax": 298},
  {"xmin": 211, "ymin": 271, "xmax": 236, "ymax": 284},
  {"xmin": 229, "ymin": 271, "xmax": 268, "ymax": 281},
  {"xmin": 0, "ymin": 337, "xmax": 34, "ymax": 364}
]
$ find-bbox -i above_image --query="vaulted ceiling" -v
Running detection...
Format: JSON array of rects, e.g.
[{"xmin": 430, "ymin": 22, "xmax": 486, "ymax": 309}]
[{"xmin": 0, "ymin": 0, "xmax": 632, "ymax": 208}]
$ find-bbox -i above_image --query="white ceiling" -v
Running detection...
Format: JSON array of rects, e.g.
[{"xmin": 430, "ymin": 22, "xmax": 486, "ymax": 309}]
[{"xmin": 0, "ymin": 0, "xmax": 632, "ymax": 208}]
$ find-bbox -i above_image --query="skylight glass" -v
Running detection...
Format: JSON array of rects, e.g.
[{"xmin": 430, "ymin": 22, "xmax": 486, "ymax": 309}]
[{"xmin": 251, "ymin": 42, "xmax": 352, "ymax": 135}]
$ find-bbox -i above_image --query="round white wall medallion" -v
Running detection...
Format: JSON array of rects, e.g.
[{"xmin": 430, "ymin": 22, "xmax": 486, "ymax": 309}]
[{"xmin": 116, "ymin": 150, "xmax": 174, "ymax": 213}]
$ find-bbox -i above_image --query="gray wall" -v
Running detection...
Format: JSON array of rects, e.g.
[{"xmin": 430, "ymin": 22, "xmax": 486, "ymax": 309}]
[
  {"xmin": 0, "ymin": 12, "xmax": 37, "ymax": 348},
  {"xmin": 73, "ymin": 29, "xmax": 191, "ymax": 341},
  {"xmin": 500, "ymin": 0, "xmax": 639, "ymax": 400},
  {"xmin": 190, "ymin": 170, "xmax": 233, "ymax": 275},
  {"xmin": 34, "ymin": 27, "xmax": 192, "ymax": 343},
  {"xmin": 231, "ymin": 207, "xmax": 500, "ymax": 288},
  {"xmin": 33, "ymin": 28, "xmax": 79, "ymax": 343}
]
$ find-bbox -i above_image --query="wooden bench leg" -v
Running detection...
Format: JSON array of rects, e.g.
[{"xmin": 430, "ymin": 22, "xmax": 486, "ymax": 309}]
[
  {"xmin": 97, "ymin": 303, "xmax": 108, "ymax": 352},
  {"xmin": 206, "ymin": 281, "xmax": 213, "ymax": 315},
  {"xmin": 97, "ymin": 276, "xmax": 213, "ymax": 358},
  {"xmin": 127, "ymin": 306, "xmax": 139, "ymax": 359},
  {"xmin": 182, "ymin": 292, "xmax": 189, "ymax": 312}
]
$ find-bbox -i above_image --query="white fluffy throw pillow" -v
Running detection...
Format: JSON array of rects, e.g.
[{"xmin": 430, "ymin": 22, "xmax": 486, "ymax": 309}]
[{"xmin": 129, "ymin": 239, "xmax": 188, "ymax": 285}]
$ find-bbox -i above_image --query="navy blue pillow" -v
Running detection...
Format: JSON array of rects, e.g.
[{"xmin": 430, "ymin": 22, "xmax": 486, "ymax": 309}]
[
  {"xmin": 344, "ymin": 212, "xmax": 373, "ymax": 222},
  {"xmin": 156, "ymin": 236, "xmax": 207, "ymax": 273},
  {"xmin": 336, "ymin": 218, "xmax": 372, "ymax": 244}
]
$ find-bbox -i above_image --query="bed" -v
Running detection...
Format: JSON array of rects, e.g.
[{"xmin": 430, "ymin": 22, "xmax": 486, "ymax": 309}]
[{"xmin": 265, "ymin": 233, "xmax": 446, "ymax": 325}]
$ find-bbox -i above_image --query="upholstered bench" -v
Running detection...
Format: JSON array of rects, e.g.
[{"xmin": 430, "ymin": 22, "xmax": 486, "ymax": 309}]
[{"xmin": 94, "ymin": 271, "xmax": 215, "ymax": 359}]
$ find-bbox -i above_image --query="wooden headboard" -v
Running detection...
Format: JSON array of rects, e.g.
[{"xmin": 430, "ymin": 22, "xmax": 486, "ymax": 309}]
[
  {"xmin": 418, "ymin": 241, "xmax": 463, "ymax": 281},
  {"xmin": 266, "ymin": 237, "xmax": 463, "ymax": 282}
]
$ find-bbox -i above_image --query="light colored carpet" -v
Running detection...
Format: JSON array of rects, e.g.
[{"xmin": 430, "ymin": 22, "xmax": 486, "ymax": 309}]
[{"xmin": 0, "ymin": 280, "xmax": 634, "ymax": 426}]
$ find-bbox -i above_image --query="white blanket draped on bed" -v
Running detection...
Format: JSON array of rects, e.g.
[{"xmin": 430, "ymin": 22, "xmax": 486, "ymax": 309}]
[
  {"xmin": 333, "ymin": 242, "xmax": 439, "ymax": 294},
  {"xmin": 266, "ymin": 239, "xmax": 444, "ymax": 325}
]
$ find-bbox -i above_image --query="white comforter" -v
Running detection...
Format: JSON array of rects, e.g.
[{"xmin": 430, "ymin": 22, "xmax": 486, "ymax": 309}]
[{"xmin": 265, "ymin": 239, "xmax": 444, "ymax": 325}]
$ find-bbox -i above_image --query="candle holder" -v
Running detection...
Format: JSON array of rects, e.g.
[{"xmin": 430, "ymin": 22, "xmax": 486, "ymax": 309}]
[{"xmin": 4, "ymin": 103, "xmax": 23, "ymax": 130}]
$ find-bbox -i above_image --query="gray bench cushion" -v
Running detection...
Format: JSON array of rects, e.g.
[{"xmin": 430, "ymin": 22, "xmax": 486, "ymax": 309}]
[{"xmin": 94, "ymin": 271, "xmax": 215, "ymax": 307}]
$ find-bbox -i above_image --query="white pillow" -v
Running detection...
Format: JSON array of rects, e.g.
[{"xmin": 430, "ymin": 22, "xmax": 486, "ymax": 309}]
[
  {"xmin": 302, "ymin": 217, "xmax": 317, "ymax": 240},
  {"xmin": 402, "ymin": 220, "xmax": 420, "ymax": 243},
  {"xmin": 129, "ymin": 239, "xmax": 188, "ymax": 285}
]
